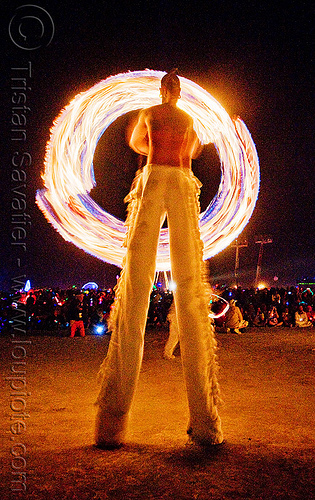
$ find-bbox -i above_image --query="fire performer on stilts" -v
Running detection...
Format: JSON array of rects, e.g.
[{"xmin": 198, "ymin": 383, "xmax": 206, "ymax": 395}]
[{"xmin": 95, "ymin": 69, "xmax": 224, "ymax": 448}]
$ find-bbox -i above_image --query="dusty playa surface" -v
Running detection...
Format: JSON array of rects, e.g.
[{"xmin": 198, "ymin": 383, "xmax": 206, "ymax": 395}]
[{"xmin": 1, "ymin": 326, "xmax": 315, "ymax": 499}]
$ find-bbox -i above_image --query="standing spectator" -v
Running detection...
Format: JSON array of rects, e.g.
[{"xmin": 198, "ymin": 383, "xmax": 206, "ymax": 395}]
[
  {"xmin": 69, "ymin": 293, "xmax": 87, "ymax": 337},
  {"xmin": 26, "ymin": 292, "xmax": 36, "ymax": 328}
]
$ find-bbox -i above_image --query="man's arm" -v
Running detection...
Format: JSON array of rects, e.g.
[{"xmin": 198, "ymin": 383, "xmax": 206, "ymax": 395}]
[
  {"xmin": 129, "ymin": 109, "xmax": 149, "ymax": 155},
  {"xmin": 191, "ymin": 132, "xmax": 203, "ymax": 159},
  {"xmin": 180, "ymin": 121, "xmax": 203, "ymax": 167}
]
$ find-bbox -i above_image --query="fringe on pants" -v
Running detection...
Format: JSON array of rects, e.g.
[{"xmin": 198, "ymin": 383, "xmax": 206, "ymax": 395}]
[{"xmin": 95, "ymin": 164, "xmax": 223, "ymax": 446}]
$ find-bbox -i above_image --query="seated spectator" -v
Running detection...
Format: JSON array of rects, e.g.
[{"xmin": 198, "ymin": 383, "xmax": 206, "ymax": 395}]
[
  {"xmin": 295, "ymin": 304, "xmax": 313, "ymax": 328},
  {"xmin": 306, "ymin": 305, "xmax": 315, "ymax": 326},
  {"xmin": 281, "ymin": 307, "xmax": 293, "ymax": 327},
  {"xmin": 225, "ymin": 299, "xmax": 248, "ymax": 334},
  {"xmin": 253, "ymin": 307, "xmax": 265, "ymax": 327},
  {"xmin": 267, "ymin": 306, "xmax": 281, "ymax": 327},
  {"xmin": 246, "ymin": 303, "xmax": 256, "ymax": 327}
]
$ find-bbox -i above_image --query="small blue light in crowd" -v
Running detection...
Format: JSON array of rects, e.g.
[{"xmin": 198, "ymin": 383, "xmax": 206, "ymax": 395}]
[{"xmin": 95, "ymin": 325, "xmax": 105, "ymax": 335}]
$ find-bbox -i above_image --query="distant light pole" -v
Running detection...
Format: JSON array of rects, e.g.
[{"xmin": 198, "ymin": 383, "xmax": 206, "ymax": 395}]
[
  {"xmin": 232, "ymin": 239, "xmax": 248, "ymax": 287},
  {"xmin": 255, "ymin": 236, "xmax": 273, "ymax": 287}
]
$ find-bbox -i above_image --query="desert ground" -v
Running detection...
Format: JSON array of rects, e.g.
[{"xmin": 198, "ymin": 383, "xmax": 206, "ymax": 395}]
[{"xmin": 1, "ymin": 326, "xmax": 315, "ymax": 499}]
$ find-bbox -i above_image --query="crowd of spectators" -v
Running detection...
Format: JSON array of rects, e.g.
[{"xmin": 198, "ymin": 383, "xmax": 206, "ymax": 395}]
[
  {"xmin": 0, "ymin": 285, "xmax": 174, "ymax": 336},
  {"xmin": 1, "ymin": 284, "xmax": 314, "ymax": 336},
  {"xmin": 214, "ymin": 285, "xmax": 315, "ymax": 329},
  {"xmin": 0, "ymin": 287, "xmax": 114, "ymax": 335}
]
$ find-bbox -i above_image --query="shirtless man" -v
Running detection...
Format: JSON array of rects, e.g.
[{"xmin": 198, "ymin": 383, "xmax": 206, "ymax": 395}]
[
  {"xmin": 95, "ymin": 70, "xmax": 223, "ymax": 449},
  {"xmin": 129, "ymin": 71, "xmax": 201, "ymax": 168}
]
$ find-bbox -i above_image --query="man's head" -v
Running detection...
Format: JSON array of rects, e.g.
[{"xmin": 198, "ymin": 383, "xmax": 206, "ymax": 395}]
[{"xmin": 160, "ymin": 69, "xmax": 181, "ymax": 100}]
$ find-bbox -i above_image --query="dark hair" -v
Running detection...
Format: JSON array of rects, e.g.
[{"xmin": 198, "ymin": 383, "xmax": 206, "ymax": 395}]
[{"xmin": 161, "ymin": 68, "xmax": 180, "ymax": 96}]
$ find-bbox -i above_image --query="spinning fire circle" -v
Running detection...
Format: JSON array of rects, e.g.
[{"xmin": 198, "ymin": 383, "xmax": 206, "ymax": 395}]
[{"xmin": 36, "ymin": 70, "xmax": 259, "ymax": 271}]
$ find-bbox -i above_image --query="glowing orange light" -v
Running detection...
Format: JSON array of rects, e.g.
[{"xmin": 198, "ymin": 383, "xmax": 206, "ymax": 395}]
[
  {"xmin": 36, "ymin": 70, "xmax": 259, "ymax": 271},
  {"xmin": 258, "ymin": 283, "xmax": 268, "ymax": 290}
]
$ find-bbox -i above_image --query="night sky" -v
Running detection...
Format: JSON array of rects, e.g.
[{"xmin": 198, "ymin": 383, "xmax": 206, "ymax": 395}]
[{"xmin": 2, "ymin": 0, "xmax": 314, "ymax": 291}]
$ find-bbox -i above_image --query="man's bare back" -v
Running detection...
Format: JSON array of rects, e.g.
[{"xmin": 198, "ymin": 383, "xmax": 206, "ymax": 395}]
[{"xmin": 129, "ymin": 87, "xmax": 201, "ymax": 168}]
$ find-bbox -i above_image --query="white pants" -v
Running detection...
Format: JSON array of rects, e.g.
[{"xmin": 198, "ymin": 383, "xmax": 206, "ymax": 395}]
[{"xmin": 95, "ymin": 164, "xmax": 223, "ymax": 445}]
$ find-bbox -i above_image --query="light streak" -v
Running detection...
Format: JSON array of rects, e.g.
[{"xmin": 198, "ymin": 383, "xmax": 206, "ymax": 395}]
[
  {"xmin": 36, "ymin": 70, "xmax": 259, "ymax": 271},
  {"xmin": 208, "ymin": 294, "xmax": 230, "ymax": 319}
]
